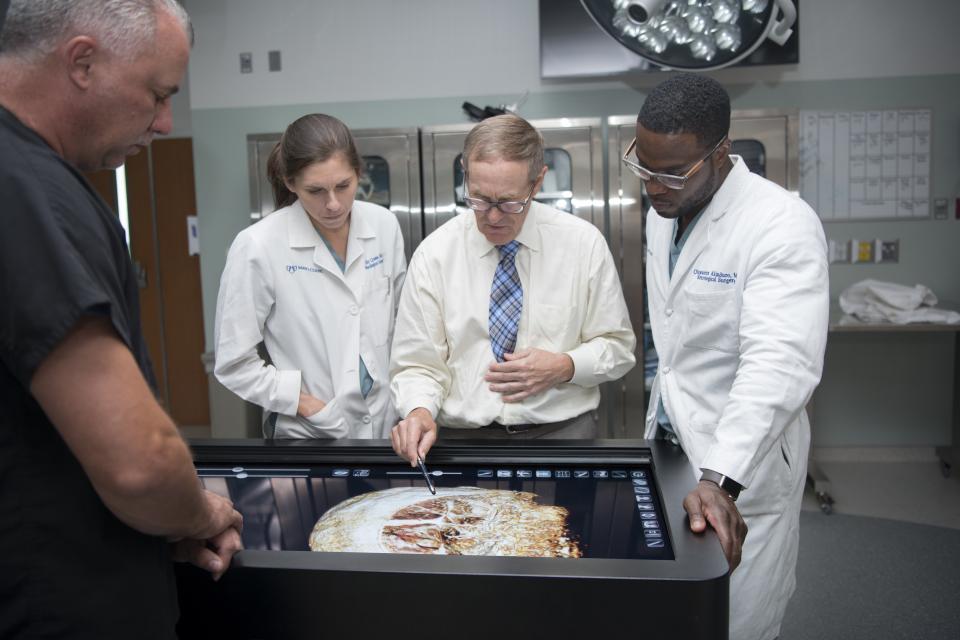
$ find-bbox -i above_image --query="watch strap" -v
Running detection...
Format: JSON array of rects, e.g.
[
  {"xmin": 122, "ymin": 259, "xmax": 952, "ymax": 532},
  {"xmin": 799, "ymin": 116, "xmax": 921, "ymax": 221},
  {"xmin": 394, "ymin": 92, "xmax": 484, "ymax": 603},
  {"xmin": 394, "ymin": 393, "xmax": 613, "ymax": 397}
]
[{"xmin": 699, "ymin": 469, "xmax": 743, "ymax": 501}]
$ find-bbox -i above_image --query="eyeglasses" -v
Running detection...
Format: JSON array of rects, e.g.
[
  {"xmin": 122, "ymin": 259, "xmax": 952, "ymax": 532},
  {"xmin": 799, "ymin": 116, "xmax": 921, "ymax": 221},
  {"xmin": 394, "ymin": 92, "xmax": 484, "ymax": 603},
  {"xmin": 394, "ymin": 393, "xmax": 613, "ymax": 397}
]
[
  {"xmin": 463, "ymin": 173, "xmax": 538, "ymax": 214},
  {"xmin": 622, "ymin": 136, "xmax": 726, "ymax": 190}
]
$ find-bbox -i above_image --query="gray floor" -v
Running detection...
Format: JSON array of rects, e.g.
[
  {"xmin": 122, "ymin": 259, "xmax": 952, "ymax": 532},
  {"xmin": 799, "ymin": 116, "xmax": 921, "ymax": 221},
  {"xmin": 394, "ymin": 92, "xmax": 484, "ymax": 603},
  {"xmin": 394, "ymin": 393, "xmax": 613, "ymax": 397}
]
[
  {"xmin": 781, "ymin": 456, "xmax": 960, "ymax": 640},
  {"xmin": 801, "ymin": 457, "xmax": 960, "ymax": 529}
]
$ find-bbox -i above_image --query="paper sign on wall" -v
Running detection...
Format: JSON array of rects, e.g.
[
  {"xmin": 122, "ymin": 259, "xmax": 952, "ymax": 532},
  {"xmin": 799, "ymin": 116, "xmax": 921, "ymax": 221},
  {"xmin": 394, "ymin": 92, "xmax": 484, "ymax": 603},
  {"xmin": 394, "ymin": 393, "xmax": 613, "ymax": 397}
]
[{"xmin": 799, "ymin": 109, "xmax": 931, "ymax": 220}]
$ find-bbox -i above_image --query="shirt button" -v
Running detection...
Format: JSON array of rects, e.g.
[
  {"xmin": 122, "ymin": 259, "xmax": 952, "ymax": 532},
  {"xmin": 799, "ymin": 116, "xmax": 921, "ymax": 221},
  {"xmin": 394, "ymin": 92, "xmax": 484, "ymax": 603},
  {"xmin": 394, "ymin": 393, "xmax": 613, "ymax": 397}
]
[
  {"xmin": 349, "ymin": 305, "xmax": 359, "ymax": 315},
  {"xmin": 362, "ymin": 415, "xmax": 371, "ymax": 424},
  {"xmin": 662, "ymin": 366, "xmax": 671, "ymax": 374},
  {"xmin": 665, "ymin": 308, "xmax": 674, "ymax": 317}
]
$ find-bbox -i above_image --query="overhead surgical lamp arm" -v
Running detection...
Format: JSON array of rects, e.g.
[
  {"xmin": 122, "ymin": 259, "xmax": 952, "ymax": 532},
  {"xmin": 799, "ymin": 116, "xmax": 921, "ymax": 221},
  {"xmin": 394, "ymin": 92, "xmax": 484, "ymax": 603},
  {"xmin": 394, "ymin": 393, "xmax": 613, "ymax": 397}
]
[{"xmin": 767, "ymin": 0, "xmax": 797, "ymax": 46}]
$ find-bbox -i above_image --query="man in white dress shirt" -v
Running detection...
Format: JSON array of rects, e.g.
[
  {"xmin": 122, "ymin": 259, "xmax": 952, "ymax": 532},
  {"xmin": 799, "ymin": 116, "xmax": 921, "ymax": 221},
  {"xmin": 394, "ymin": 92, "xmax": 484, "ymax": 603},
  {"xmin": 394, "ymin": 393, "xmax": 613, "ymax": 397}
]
[{"xmin": 390, "ymin": 114, "xmax": 635, "ymax": 463}]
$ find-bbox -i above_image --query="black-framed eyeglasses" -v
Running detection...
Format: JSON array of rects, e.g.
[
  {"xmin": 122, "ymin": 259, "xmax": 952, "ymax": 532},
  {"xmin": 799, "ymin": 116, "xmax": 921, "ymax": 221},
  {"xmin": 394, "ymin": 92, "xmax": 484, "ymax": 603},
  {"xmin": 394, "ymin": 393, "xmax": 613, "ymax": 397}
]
[
  {"xmin": 622, "ymin": 136, "xmax": 727, "ymax": 190},
  {"xmin": 463, "ymin": 172, "xmax": 538, "ymax": 214}
]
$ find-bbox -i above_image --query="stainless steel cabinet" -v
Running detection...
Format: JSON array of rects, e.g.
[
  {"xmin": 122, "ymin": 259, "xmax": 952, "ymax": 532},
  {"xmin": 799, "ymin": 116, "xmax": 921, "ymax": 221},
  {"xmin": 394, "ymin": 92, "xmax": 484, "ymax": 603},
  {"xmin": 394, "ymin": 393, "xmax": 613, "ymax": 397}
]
[
  {"xmin": 607, "ymin": 115, "xmax": 649, "ymax": 437},
  {"xmin": 421, "ymin": 118, "xmax": 605, "ymax": 236},
  {"xmin": 246, "ymin": 127, "xmax": 422, "ymax": 261}
]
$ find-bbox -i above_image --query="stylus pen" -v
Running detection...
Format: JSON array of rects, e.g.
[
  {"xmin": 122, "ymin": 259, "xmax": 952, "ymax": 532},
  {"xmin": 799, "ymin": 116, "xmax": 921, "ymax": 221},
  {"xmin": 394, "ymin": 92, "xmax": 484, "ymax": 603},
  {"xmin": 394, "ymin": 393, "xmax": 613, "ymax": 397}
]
[{"xmin": 416, "ymin": 455, "xmax": 436, "ymax": 495}]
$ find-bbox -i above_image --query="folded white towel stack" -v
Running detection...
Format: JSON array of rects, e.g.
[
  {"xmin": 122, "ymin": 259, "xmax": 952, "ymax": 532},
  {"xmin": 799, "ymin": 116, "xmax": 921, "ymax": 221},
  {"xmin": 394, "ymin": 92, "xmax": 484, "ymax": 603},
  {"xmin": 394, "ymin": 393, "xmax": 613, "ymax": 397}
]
[{"xmin": 839, "ymin": 279, "xmax": 960, "ymax": 325}]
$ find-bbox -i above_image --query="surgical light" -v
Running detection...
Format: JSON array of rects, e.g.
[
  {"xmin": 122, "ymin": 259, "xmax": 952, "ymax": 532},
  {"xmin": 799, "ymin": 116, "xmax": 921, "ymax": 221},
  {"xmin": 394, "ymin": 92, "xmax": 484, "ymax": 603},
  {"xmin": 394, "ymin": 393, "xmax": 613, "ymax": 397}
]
[{"xmin": 581, "ymin": 0, "xmax": 796, "ymax": 70}]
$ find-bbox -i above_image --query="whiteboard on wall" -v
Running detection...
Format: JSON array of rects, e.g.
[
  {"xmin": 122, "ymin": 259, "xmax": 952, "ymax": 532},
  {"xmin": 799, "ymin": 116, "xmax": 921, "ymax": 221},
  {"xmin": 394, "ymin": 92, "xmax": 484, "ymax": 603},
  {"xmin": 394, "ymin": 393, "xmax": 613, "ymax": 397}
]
[{"xmin": 799, "ymin": 109, "xmax": 931, "ymax": 220}]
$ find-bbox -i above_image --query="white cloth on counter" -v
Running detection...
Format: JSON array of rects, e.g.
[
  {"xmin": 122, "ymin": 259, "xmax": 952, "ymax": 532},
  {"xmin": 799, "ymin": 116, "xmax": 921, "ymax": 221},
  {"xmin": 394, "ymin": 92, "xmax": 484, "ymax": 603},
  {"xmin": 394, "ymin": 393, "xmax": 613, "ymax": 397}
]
[{"xmin": 839, "ymin": 279, "xmax": 960, "ymax": 325}]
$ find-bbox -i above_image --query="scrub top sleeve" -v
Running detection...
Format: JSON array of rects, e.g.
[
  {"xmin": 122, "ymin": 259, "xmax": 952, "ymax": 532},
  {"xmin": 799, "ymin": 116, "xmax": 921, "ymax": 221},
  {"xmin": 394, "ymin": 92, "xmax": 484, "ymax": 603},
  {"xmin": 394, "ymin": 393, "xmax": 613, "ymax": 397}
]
[
  {"xmin": 213, "ymin": 231, "xmax": 301, "ymax": 416},
  {"xmin": 0, "ymin": 188, "xmax": 126, "ymax": 388}
]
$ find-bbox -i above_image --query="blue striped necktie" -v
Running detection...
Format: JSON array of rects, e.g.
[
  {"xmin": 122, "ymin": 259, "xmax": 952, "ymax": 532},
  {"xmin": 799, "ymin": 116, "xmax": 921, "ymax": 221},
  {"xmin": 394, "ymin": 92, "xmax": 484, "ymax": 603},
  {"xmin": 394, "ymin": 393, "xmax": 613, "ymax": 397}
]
[{"xmin": 489, "ymin": 240, "xmax": 522, "ymax": 363}]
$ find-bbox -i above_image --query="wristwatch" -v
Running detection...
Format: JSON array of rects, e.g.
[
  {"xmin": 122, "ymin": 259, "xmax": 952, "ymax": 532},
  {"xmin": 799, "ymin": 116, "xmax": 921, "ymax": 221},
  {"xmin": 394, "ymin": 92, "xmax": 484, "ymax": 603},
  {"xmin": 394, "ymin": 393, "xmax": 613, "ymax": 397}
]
[{"xmin": 699, "ymin": 469, "xmax": 743, "ymax": 502}]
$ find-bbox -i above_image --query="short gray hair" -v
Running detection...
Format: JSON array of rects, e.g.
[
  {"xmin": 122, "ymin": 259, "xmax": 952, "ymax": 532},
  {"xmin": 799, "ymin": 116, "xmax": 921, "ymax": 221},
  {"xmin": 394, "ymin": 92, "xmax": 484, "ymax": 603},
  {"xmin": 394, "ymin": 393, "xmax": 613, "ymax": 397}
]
[
  {"xmin": 463, "ymin": 114, "xmax": 544, "ymax": 183},
  {"xmin": 0, "ymin": 0, "xmax": 192, "ymax": 62}
]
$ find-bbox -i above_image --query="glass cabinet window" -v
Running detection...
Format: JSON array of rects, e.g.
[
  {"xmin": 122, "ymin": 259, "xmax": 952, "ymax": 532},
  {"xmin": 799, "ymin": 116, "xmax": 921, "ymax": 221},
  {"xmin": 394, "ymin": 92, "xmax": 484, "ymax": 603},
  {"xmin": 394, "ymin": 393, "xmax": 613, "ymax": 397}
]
[
  {"xmin": 538, "ymin": 148, "xmax": 573, "ymax": 213},
  {"xmin": 453, "ymin": 154, "xmax": 466, "ymax": 208},
  {"xmin": 453, "ymin": 148, "xmax": 574, "ymax": 213},
  {"xmin": 731, "ymin": 139, "xmax": 766, "ymax": 178},
  {"xmin": 357, "ymin": 155, "xmax": 391, "ymax": 208}
]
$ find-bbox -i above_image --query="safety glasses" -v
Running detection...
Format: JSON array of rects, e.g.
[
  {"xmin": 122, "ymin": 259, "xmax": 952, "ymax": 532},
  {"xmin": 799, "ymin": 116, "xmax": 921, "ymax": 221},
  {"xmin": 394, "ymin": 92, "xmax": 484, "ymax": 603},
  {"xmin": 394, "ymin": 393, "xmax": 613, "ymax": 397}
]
[{"xmin": 622, "ymin": 136, "xmax": 726, "ymax": 190}]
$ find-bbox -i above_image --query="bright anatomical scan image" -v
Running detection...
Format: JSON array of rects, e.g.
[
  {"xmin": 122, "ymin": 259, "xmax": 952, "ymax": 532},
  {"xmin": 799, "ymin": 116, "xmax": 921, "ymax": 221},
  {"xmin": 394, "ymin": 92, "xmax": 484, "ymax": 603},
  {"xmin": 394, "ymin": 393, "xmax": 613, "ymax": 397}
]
[{"xmin": 309, "ymin": 486, "xmax": 581, "ymax": 557}]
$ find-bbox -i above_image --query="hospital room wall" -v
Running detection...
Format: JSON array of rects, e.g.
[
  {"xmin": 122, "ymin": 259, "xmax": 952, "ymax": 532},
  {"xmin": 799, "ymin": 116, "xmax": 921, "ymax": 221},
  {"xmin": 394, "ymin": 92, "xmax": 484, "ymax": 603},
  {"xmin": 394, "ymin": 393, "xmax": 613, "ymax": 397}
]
[{"xmin": 183, "ymin": 1, "xmax": 960, "ymax": 445}]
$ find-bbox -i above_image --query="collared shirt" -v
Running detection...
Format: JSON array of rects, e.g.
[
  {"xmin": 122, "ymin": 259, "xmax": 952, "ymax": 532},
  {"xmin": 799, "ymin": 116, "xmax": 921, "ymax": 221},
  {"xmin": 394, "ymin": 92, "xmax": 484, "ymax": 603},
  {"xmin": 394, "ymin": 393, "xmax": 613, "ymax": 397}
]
[{"xmin": 390, "ymin": 201, "xmax": 636, "ymax": 428}]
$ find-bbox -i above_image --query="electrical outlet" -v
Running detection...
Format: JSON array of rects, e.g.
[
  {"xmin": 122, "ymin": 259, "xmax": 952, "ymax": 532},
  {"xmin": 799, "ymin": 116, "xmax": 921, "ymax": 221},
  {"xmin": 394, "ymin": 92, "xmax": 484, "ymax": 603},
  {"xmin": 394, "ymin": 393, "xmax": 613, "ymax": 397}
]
[
  {"xmin": 268, "ymin": 50, "xmax": 282, "ymax": 72},
  {"xmin": 933, "ymin": 198, "xmax": 948, "ymax": 219},
  {"xmin": 878, "ymin": 239, "xmax": 900, "ymax": 263},
  {"xmin": 849, "ymin": 239, "xmax": 874, "ymax": 263}
]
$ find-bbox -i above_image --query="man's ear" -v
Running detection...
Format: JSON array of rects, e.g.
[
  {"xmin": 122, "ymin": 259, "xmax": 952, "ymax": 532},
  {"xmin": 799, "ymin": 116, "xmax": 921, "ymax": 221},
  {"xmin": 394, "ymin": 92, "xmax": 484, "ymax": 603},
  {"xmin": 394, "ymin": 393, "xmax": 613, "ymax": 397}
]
[
  {"xmin": 533, "ymin": 164, "xmax": 548, "ymax": 191},
  {"xmin": 714, "ymin": 138, "xmax": 732, "ymax": 165},
  {"xmin": 62, "ymin": 35, "xmax": 98, "ymax": 90}
]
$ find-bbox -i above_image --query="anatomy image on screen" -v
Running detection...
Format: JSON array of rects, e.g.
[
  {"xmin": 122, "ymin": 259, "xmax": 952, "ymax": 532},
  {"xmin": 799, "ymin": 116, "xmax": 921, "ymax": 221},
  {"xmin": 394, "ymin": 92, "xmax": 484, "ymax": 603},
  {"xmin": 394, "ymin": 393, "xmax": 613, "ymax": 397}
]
[{"xmin": 308, "ymin": 486, "xmax": 582, "ymax": 558}]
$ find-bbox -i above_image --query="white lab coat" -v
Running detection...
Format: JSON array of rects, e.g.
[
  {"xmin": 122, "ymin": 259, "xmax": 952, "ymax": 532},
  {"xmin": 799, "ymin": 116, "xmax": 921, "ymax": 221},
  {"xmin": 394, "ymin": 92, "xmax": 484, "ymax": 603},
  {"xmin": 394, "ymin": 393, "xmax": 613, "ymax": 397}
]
[
  {"xmin": 644, "ymin": 158, "xmax": 829, "ymax": 640},
  {"xmin": 214, "ymin": 200, "xmax": 405, "ymax": 439}
]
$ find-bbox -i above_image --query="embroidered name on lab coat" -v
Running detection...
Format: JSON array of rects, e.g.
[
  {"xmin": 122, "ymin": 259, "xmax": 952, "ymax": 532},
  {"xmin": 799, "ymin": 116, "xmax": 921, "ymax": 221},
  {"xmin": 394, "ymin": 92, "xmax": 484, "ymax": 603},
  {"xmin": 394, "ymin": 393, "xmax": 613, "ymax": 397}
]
[
  {"xmin": 364, "ymin": 254, "xmax": 384, "ymax": 269},
  {"xmin": 692, "ymin": 268, "xmax": 737, "ymax": 285},
  {"xmin": 286, "ymin": 264, "xmax": 322, "ymax": 274}
]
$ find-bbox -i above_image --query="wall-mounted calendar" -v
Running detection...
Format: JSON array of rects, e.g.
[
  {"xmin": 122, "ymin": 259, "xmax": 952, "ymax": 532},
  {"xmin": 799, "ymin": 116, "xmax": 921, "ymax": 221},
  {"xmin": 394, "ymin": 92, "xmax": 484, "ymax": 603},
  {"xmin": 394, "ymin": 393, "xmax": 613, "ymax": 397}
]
[{"xmin": 799, "ymin": 109, "xmax": 931, "ymax": 220}]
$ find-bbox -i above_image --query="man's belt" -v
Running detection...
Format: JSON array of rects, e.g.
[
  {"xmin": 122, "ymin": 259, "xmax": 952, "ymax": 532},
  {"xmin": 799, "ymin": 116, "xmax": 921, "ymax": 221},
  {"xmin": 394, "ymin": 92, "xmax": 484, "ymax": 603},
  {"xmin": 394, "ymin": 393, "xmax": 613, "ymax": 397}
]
[{"xmin": 483, "ymin": 422, "xmax": 539, "ymax": 434}]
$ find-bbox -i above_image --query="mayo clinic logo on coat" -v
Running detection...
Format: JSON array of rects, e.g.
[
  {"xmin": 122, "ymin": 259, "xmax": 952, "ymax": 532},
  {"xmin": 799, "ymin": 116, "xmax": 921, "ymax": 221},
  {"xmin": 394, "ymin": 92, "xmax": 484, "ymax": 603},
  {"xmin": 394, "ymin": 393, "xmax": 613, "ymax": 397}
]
[
  {"xmin": 364, "ymin": 254, "xmax": 384, "ymax": 270},
  {"xmin": 692, "ymin": 268, "xmax": 737, "ymax": 285},
  {"xmin": 286, "ymin": 264, "xmax": 323, "ymax": 274}
]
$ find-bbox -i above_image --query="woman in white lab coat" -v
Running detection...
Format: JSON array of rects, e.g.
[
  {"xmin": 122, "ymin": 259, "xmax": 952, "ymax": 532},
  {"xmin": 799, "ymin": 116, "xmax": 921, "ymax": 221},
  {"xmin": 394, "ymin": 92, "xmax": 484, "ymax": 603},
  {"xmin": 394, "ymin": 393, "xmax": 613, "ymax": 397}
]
[{"xmin": 215, "ymin": 114, "xmax": 406, "ymax": 438}]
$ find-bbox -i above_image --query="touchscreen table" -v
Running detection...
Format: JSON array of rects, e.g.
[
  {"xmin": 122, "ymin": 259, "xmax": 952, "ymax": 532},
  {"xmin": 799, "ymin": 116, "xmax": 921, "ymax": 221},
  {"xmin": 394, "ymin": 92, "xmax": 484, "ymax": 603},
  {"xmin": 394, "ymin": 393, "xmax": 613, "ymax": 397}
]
[
  {"xmin": 176, "ymin": 439, "xmax": 729, "ymax": 640},
  {"xmin": 198, "ymin": 461, "xmax": 671, "ymax": 560}
]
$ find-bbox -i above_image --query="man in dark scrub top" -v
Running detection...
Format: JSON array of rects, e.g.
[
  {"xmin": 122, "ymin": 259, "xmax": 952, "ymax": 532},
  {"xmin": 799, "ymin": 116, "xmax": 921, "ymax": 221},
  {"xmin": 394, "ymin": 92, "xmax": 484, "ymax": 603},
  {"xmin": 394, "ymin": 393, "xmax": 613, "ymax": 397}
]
[{"xmin": 0, "ymin": 1, "xmax": 242, "ymax": 638}]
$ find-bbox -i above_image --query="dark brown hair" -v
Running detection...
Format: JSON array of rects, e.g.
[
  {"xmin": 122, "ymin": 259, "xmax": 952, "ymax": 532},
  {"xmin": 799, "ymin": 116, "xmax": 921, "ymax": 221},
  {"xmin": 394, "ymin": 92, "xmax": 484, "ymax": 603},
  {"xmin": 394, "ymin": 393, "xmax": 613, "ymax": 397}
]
[{"xmin": 266, "ymin": 113, "xmax": 363, "ymax": 210}]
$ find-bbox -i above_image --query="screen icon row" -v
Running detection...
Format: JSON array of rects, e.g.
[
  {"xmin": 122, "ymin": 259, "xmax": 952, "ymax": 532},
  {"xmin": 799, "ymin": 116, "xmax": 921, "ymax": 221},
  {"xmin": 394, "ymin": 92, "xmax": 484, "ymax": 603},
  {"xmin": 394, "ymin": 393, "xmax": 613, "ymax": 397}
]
[{"xmin": 477, "ymin": 469, "xmax": 645, "ymax": 479}]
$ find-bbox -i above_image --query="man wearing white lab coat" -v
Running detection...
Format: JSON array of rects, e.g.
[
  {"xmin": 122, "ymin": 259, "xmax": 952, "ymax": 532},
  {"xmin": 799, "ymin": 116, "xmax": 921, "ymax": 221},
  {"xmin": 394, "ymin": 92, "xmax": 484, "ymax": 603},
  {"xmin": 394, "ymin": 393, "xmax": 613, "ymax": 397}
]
[{"xmin": 629, "ymin": 74, "xmax": 829, "ymax": 640}]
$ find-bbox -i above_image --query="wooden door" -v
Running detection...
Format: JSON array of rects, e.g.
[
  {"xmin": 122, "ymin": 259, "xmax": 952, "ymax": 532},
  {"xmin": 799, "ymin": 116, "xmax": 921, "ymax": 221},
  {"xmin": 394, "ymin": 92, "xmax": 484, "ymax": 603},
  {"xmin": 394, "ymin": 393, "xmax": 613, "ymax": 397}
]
[
  {"xmin": 124, "ymin": 150, "xmax": 167, "ymax": 405},
  {"xmin": 124, "ymin": 140, "xmax": 209, "ymax": 427},
  {"xmin": 150, "ymin": 138, "xmax": 208, "ymax": 426}
]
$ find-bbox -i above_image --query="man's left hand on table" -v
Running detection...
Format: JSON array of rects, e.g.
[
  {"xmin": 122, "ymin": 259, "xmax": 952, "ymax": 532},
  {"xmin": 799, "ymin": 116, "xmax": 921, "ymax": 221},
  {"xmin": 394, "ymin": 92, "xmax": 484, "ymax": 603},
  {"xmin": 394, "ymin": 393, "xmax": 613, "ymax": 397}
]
[{"xmin": 684, "ymin": 481, "xmax": 748, "ymax": 572}]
